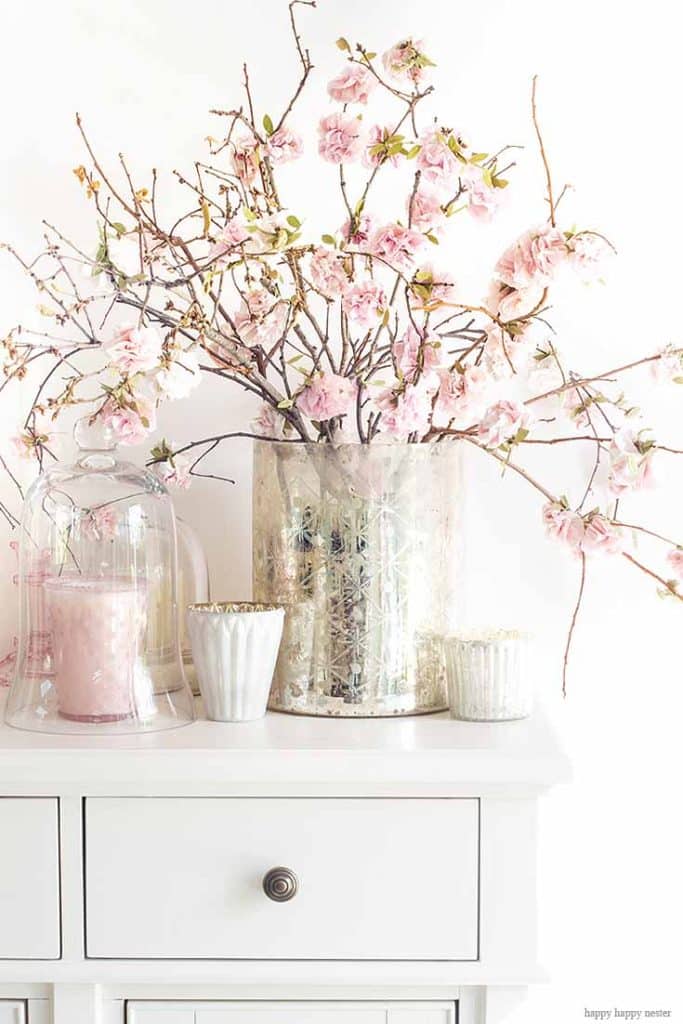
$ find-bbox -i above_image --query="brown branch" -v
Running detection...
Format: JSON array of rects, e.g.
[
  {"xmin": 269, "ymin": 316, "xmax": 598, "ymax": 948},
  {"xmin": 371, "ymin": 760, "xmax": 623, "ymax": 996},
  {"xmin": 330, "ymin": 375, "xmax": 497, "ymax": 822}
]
[
  {"xmin": 531, "ymin": 76, "xmax": 555, "ymax": 227},
  {"xmin": 622, "ymin": 551, "xmax": 683, "ymax": 602},
  {"xmin": 562, "ymin": 551, "xmax": 586, "ymax": 697}
]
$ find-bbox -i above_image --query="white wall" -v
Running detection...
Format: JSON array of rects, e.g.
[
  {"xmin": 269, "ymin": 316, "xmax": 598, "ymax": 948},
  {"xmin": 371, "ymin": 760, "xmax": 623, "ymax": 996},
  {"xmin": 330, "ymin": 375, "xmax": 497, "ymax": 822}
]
[{"xmin": 1, "ymin": 1, "xmax": 681, "ymax": 1018}]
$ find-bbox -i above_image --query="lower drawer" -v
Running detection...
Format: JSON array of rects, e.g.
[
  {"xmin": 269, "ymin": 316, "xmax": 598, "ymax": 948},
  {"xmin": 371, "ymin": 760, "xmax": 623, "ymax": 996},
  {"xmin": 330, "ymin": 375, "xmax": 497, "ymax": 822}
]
[
  {"xmin": 127, "ymin": 1002, "xmax": 456, "ymax": 1023},
  {"xmin": 85, "ymin": 797, "xmax": 479, "ymax": 960},
  {"xmin": 0, "ymin": 798, "xmax": 61, "ymax": 959}
]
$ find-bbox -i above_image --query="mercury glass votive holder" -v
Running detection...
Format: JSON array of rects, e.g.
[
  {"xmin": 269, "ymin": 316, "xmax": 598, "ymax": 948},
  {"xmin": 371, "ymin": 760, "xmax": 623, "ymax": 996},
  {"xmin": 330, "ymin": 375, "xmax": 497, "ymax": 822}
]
[
  {"xmin": 187, "ymin": 602, "xmax": 285, "ymax": 722},
  {"xmin": 444, "ymin": 629, "xmax": 533, "ymax": 722}
]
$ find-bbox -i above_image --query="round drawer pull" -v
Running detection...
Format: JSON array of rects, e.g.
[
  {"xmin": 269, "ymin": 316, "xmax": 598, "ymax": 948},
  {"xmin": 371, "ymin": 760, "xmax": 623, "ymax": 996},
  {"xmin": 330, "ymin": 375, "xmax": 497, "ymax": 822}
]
[{"xmin": 262, "ymin": 866, "xmax": 299, "ymax": 902}]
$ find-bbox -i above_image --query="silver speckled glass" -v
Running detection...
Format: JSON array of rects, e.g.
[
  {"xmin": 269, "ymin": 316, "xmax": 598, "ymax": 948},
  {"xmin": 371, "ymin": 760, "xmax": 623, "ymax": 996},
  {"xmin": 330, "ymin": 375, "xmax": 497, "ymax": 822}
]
[{"xmin": 252, "ymin": 440, "xmax": 461, "ymax": 717}]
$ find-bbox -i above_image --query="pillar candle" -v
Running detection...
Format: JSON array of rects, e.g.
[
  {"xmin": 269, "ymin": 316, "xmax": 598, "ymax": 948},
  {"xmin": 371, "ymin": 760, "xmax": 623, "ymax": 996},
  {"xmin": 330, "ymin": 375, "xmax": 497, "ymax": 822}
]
[{"xmin": 44, "ymin": 577, "xmax": 146, "ymax": 722}]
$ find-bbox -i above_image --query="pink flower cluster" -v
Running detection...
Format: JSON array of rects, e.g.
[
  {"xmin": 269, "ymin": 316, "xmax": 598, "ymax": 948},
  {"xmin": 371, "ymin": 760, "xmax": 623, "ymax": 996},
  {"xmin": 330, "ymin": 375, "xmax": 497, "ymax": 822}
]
[
  {"xmin": 310, "ymin": 247, "xmax": 348, "ymax": 298},
  {"xmin": 235, "ymin": 288, "xmax": 288, "ymax": 348},
  {"xmin": 297, "ymin": 372, "xmax": 357, "ymax": 422},
  {"xmin": 490, "ymin": 225, "xmax": 568, "ymax": 321},
  {"xmin": 417, "ymin": 130, "xmax": 459, "ymax": 188},
  {"xmin": 543, "ymin": 503, "xmax": 624, "ymax": 557},
  {"xmin": 478, "ymin": 399, "xmax": 530, "ymax": 448},
  {"xmin": 342, "ymin": 278, "xmax": 386, "ymax": 327},
  {"xmin": 318, "ymin": 112, "xmax": 364, "ymax": 164},
  {"xmin": 433, "ymin": 365, "xmax": 489, "ymax": 428},
  {"xmin": 368, "ymin": 222, "xmax": 424, "ymax": 272},
  {"xmin": 266, "ymin": 126, "xmax": 304, "ymax": 165},
  {"xmin": 103, "ymin": 323, "xmax": 162, "ymax": 376},
  {"xmin": 381, "ymin": 38, "xmax": 432, "ymax": 85},
  {"xmin": 327, "ymin": 64, "xmax": 376, "ymax": 105},
  {"xmin": 100, "ymin": 396, "xmax": 157, "ymax": 447},
  {"xmin": 606, "ymin": 429, "xmax": 656, "ymax": 496},
  {"xmin": 153, "ymin": 453, "xmax": 192, "ymax": 490}
]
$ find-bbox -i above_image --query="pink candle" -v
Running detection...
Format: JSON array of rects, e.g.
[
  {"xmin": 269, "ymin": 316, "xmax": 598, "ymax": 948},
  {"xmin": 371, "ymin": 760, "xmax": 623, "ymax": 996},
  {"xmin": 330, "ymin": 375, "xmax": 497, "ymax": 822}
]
[{"xmin": 44, "ymin": 577, "xmax": 146, "ymax": 722}]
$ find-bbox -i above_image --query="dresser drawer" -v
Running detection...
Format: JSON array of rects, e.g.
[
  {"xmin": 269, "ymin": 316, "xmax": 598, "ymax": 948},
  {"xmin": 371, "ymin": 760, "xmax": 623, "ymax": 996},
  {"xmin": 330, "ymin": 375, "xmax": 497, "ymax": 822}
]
[
  {"xmin": 0, "ymin": 798, "xmax": 61, "ymax": 959},
  {"xmin": 85, "ymin": 797, "xmax": 479, "ymax": 960},
  {"xmin": 127, "ymin": 1001, "xmax": 456, "ymax": 1023}
]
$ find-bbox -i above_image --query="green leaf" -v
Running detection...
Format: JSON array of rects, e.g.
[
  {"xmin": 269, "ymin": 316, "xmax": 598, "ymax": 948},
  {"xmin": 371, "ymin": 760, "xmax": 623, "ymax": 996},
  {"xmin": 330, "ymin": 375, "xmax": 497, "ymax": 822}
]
[
  {"xmin": 405, "ymin": 145, "xmax": 420, "ymax": 159},
  {"xmin": 336, "ymin": 37, "xmax": 350, "ymax": 51},
  {"xmin": 364, "ymin": 51, "xmax": 377, "ymax": 60},
  {"xmin": 277, "ymin": 398, "xmax": 294, "ymax": 409},
  {"xmin": 426, "ymin": 232, "xmax": 439, "ymax": 245},
  {"xmin": 321, "ymin": 234, "xmax": 337, "ymax": 246},
  {"xmin": 111, "ymin": 222, "xmax": 127, "ymax": 237},
  {"xmin": 354, "ymin": 197, "xmax": 366, "ymax": 217},
  {"xmin": 286, "ymin": 214, "xmax": 301, "ymax": 228},
  {"xmin": 263, "ymin": 113, "xmax": 274, "ymax": 136}
]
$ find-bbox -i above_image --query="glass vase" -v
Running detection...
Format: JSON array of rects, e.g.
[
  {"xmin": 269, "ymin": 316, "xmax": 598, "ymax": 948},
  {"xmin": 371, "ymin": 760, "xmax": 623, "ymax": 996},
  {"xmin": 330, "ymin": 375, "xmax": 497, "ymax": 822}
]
[{"xmin": 252, "ymin": 440, "xmax": 461, "ymax": 717}]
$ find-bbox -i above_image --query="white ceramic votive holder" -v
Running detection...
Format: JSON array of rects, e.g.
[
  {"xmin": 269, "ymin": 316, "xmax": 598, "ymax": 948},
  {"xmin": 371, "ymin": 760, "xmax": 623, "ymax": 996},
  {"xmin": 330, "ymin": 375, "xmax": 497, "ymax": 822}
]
[
  {"xmin": 444, "ymin": 629, "xmax": 533, "ymax": 722},
  {"xmin": 187, "ymin": 602, "xmax": 285, "ymax": 722}
]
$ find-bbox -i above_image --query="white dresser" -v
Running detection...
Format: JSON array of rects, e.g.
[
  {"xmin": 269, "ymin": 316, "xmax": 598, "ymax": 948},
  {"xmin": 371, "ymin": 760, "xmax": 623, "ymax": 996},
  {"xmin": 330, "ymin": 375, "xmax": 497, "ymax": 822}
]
[{"xmin": 0, "ymin": 693, "xmax": 569, "ymax": 1024}]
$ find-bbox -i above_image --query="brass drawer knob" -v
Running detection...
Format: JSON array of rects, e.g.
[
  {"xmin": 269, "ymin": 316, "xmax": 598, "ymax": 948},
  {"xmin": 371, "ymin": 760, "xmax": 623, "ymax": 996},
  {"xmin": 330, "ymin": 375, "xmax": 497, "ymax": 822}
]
[{"xmin": 262, "ymin": 866, "xmax": 299, "ymax": 902}]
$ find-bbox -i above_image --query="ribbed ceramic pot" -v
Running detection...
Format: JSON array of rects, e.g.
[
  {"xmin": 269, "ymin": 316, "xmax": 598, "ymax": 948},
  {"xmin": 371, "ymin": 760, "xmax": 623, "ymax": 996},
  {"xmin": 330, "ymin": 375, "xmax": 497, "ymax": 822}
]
[
  {"xmin": 252, "ymin": 440, "xmax": 461, "ymax": 717},
  {"xmin": 187, "ymin": 602, "xmax": 284, "ymax": 722},
  {"xmin": 445, "ymin": 630, "xmax": 532, "ymax": 722}
]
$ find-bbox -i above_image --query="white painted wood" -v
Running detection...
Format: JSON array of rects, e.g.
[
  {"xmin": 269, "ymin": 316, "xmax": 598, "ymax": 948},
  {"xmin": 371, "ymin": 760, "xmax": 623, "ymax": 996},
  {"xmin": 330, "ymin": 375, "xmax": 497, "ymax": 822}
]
[
  {"xmin": 126, "ymin": 1003, "xmax": 455, "ymax": 1024},
  {"xmin": 0, "ymin": 799, "xmax": 60, "ymax": 960},
  {"xmin": 52, "ymin": 983, "xmax": 103, "ymax": 1024},
  {"xmin": 0, "ymin": 1002, "xmax": 25, "ymax": 1024},
  {"xmin": 478, "ymin": 798, "xmax": 538, "ymax": 971},
  {"xmin": 0, "ymin": 693, "xmax": 571, "ymax": 798},
  {"xmin": 481, "ymin": 987, "xmax": 528, "ymax": 1024},
  {"xmin": 25, "ymin": 1001, "xmax": 50, "ymax": 1024},
  {"xmin": 57, "ymin": 798, "xmax": 85, "ymax": 963},
  {"xmin": 85, "ymin": 798, "xmax": 479, "ymax": 961}
]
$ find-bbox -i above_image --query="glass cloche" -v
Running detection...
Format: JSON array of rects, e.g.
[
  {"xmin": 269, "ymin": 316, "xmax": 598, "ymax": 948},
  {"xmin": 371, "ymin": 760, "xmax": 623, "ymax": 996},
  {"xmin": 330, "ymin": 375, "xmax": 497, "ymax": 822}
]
[{"xmin": 5, "ymin": 418, "xmax": 195, "ymax": 733}]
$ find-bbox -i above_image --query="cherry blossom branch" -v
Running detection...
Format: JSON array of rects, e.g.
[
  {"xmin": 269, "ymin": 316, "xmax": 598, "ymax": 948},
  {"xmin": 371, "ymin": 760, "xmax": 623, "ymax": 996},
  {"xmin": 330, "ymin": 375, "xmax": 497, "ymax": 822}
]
[
  {"xmin": 531, "ymin": 76, "xmax": 556, "ymax": 227},
  {"xmin": 562, "ymin": 551, "xmax": 586, "ymax": 696}
]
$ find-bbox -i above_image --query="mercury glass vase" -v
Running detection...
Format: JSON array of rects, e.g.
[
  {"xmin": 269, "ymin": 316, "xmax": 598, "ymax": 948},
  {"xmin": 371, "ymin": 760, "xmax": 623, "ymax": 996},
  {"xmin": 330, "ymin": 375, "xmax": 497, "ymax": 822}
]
[{"xmin": 252, "ymin": 440, "xmax": 461, "ymax": 717}]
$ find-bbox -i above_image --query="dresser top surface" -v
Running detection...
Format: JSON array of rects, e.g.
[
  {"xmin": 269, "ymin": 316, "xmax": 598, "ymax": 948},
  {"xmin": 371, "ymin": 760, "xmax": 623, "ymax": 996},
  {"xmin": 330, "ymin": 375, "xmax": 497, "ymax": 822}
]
[{"xmin": 0, "ymin": 692, "xmax": 569, "ymax": 793}]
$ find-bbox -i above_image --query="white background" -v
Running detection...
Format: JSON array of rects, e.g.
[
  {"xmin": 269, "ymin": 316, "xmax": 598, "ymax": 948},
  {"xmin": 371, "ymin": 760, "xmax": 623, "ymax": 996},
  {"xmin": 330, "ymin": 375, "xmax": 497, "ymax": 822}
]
[{"xmin": 1, "ymin": 1, "xmax": 681, "ymax": 1020}]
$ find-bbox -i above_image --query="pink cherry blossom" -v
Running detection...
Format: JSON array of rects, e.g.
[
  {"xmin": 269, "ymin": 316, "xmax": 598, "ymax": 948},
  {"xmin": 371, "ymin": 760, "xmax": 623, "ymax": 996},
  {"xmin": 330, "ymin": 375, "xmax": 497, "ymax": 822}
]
[
  {"xmin": 83, "ymin": 506, "xmax": 118, "ymax": 541},
  {"xmin": 542, "ymin": 502, "xmax": 585, "ymax": 552},
  {"xmin": 297, "ymin": 372, "xmax": 357, "ymax": 422},
  {"xmin": 382, "ymin": 39, "xmax": 432, "ymax": 85},
  {"xmin": 606, "ymin": 429, "xmax": 656, "ymax": 496},
  {"xmin": 433, "ymin": 365, "xmax": 489, "ymax": 426},
  {"xmin": 153, "ymin": 454, "xmax": 192, "ymax": 490},
  {"xmin": 340, "ymin": 211, "xmax": 377, "ymax": 246},
  {"xmin": 393, "ymin": 325, "xmax": 442, "ymax": 385},
  {"xmin": 582, "ymin": 514, "xmax": 623, "ymax": 556},
  {"xmin": 666, "ymin": 548, "xmax": 683, "ymax": 580},
  {"xmin": 460, "ymin": 164, "xmax": 500, "ymax": 223},
  {"xmin": 495, "ymin": 225, "xmax": 568, "ymax": 290},
  {"xmin": 156, "ymin": 348, "xmax": 201, "ymax": 400},
  {"xmin": 230, "ymin": 135, "xmax": 260, "ymax": 184},
  {"xmin": 369, "ymin": 222, "xmax": 425, "ymax": 272},
  {"xmin": 342, "ymin": 279, "xmax": 386, "ymax": 327},
  {"xmin": 483, "ymin": 322, "xmax": 534, "ymax": 379},
  {"xmin": 317, "ymin": 113, "xmax": 364, "ymax": 164},
  {"xmin": 417, "ymin": 131, "xmax": 459, "ymax": 190},
  {"xmin": 487, "ymin": 280, "xmax": 545, "ymax": 323},
  {"xmin": 408, "ymin": 189, "xmax": 446, "ymax": 233},
  {"xmin": 327, "ymin": 64, "xmax": 376, "ymax": 105},
  {"xmin": 567, "ymin": 232, "xmax": 612, "ymax": 282},
  {"xmin": 234, "ymin": 288, "xmax": 288, "ymax": 348},
  {"xmin": 310, "ymin": 247, "xmax": 348, "ymax": 298},
  {"xmin": 251, "ymin": 403, "xmax": 285, "ymax": 438},
  {"xmin": 100, "ymin": 398, "xmax": 157, "ymax": 446},
  {"xmin": 103, "ymin": 323, "xmax": 162, "ymax": 376},
  {"xmin": 208, "ymin": 219, "xmax": 250, "ymax": 264},
  {"xmin": 478, "ymin": 399, "xmax": 530, "ymax": 448},
  {"xmin": 375, "ymin": 380, "xmax": 433, "ymax": 440},
  {"xmin": 266, "ymin": 126, "xmax": 304, "ymax": 165}
]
